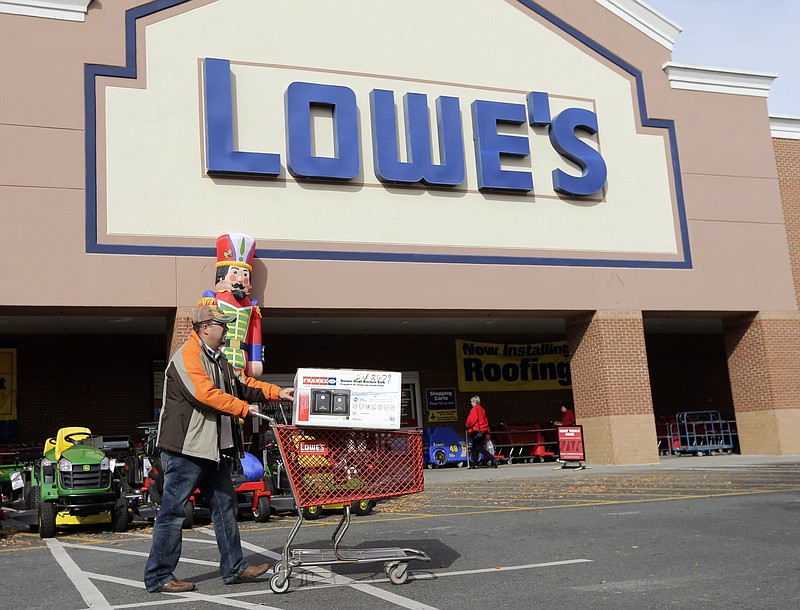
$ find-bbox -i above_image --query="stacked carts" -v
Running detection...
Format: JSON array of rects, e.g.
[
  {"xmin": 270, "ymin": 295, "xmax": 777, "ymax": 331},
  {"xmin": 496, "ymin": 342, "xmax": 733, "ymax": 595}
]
[{"xmin": 254, "ymin": 413, "xmax": 429, "ymax": 593}]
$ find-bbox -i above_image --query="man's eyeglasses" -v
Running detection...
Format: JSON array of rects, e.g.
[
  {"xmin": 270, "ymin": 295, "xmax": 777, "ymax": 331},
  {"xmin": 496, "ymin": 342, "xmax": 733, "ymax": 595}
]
[{"xmin": 207, "ymin": 321, "xmax": 228, "ymax": 330}]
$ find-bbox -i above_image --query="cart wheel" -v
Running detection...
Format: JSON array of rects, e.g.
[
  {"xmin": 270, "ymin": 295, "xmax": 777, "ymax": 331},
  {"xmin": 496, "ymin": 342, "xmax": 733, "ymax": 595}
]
[
  {"xmin": 273, "ymin": 561, "xmax": 287, "ymax": 574},
  {"xmin": 456, "ymin": 461, "xmax": 464, "ymax": 468},
  {"xmin": 253, "ymin": 496, "xmax": 271, "ymax": 522},
  {"xmin": 270, "ymin": 572, "xmax": 290, "ymax": 594},
  {"xmin": 351, "ymin": 500, "xmax": 374, "ymax": 516},
  {"xmin": 182, "ymin": 501, "xmax": 194, "ymax": 529},
  {"xmin": 384, "ymin": 561, "xmax": 399, "ymax": 576},
  {"xmin": 388, "ymin": 562, "xmax": 409, "ymax": 585},
  {"xmin": 302, "ymin": 505, "xmax": 322, "ymax": 520},
  {"xmin": 432, "ymin": 449, "xmax": 448, "ymax": 467}
]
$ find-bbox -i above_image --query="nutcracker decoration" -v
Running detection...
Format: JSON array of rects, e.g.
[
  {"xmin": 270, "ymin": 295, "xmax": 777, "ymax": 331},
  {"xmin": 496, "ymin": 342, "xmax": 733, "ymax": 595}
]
[{"xmin": 199, "ymin": 233, "xmax": 264, "ymax": 376}]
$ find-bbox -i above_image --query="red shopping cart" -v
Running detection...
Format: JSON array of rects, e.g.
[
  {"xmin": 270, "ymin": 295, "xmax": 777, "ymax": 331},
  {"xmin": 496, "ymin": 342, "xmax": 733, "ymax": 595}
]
[{"xmin": 253, "ymin": 413, "xmax": 429, "ymax": 593}]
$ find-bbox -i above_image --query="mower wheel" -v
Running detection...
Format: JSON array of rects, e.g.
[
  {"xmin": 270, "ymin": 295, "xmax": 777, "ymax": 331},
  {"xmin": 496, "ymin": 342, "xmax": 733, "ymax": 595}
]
[
  {"xmin": 182, "ymin": 501, "xmax": 194, "ymax": 529},
  {"xmin": 112, "ymin": 499, "xmax": 129, "ymax": 532},
  {"xmin": 432, "ymin": 449, "xmax": 448, "ymax": 467},
  {"xmin": 301, "ymin": 505, "xmax": 321, "ymax": 520},
  {"xmin": 38, "ymin": 502, "xmax": 57, "ymax": 538},
  {"xmin": 253, "ymin": 496, "xmax": 271, "ymax": 522},
  {"xmin": 26, "ymin": 483, "xmax": 41, "ymax": 510},
  {"xmin": 263, "ymin": 475, "xmax": 277, "ymax": 495},
  {"xmin": 350, "ymin": 500, "xmax": 374, "ymax": 516}
]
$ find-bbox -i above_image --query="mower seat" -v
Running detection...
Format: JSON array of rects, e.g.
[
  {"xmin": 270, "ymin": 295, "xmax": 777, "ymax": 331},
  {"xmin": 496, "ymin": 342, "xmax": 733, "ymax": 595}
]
[
  {"xmin": 55, "ymin": 426, "xmax": 92, "ymax": 460},
  {"xmin": 43, "ymin": 437, "xmax": 57, "ymax": 455}
]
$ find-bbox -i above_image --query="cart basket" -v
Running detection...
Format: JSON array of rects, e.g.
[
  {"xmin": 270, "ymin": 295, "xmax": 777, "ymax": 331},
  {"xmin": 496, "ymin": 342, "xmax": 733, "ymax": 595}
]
[{"xmin": 273, "ymin": 425, "xmax": 423, "ymax": 508}]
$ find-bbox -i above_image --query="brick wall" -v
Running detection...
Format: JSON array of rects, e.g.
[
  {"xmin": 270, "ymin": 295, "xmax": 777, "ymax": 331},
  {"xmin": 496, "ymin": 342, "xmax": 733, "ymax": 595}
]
[
  {"xmin": 11, "ymin": 334, "xmax": 165, "ymax": 443},
  {"xmin": 168, "ymin": 306, "xmax": 194, "ymax": 358},
  {"xmin": 773, "ymin": 137, "xmax": 800, "ymax": 309},
  {"xmin": 723, "ymin": 311, "xmax": 800, "ymax": 414},
  {"xmin": 566, "ymin": 310, "xmax": 655, "ymax": 419}
]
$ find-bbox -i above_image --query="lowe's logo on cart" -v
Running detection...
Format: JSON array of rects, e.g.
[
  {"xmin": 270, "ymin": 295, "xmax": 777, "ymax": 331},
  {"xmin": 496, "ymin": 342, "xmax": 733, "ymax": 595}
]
[{"xmin": 203, "ymin": 58, "xmax": 607, "ymax": 197}]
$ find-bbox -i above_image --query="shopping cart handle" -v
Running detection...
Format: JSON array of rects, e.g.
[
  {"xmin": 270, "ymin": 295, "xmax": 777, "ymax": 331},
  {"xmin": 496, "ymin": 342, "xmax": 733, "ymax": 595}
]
[{"xmin": 250, "ymin": 410, "xmax": 277, "ymax": 425}]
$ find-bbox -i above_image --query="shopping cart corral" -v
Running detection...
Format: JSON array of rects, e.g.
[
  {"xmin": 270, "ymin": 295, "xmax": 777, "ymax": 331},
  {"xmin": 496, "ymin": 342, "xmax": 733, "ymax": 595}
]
[
  {"xmin": 667, "ymin": 411, "xmax": 738, "ymax": 456},
  {"xmin": 253, "ymin": 413, "xmax": 430, "ymax": 593}
]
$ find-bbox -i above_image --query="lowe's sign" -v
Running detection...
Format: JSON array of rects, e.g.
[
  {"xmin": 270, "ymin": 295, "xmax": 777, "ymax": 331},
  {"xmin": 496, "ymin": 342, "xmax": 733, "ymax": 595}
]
[
  {"xmin": 88, "ymin": 0, "xmax": 688, "ymax": 267},
  {"xmin": 204, "ymin": 58, "xmax": 607, "ymax": 198}
]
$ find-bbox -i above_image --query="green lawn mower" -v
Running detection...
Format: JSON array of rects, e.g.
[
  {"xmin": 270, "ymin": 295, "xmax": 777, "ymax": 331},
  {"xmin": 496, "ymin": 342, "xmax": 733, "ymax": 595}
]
[{"xmin": 30, "ymin": 426, "xmax": 128, "ymax": 538}]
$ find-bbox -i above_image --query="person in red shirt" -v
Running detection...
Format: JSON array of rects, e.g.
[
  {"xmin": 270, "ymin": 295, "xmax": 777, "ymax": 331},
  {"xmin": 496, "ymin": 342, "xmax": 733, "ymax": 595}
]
[
  {"xmin": 554, "ymin": 404, "xmax": 576, "ymax": 427},
  {"xmin": 465, "ymin": 395, "xmax": 497, "ymax": 469}
]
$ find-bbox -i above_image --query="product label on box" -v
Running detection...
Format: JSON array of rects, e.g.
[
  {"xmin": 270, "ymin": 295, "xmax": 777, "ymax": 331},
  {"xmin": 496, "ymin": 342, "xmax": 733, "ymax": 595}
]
[{"xmin": 293, "ymin": 368, "xmax": 402, "ymax": 429}]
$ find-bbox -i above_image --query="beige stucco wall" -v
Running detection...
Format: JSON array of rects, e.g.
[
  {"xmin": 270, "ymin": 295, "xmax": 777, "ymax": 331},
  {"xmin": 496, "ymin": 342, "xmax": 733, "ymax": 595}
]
[
  {"xmin": 736, "ymin": 409, "xmax": 800, "ymax": 455},
  {"xmin": 0, "ymin": 0, "xmax": 795, "ymax": 317},
  {"xmin": 580, "ymin": 413, "xmax": 660, "ymax": 465}
]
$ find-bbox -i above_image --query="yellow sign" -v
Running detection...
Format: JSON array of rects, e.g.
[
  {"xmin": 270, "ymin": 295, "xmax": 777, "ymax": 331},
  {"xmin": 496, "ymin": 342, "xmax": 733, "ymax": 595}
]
[
  {"xmin": 0, "ymin": 349, "xmax": 17, "ymax": 421},
  {"xmin": 455, "ymin": 339, "xmax": 571, "ymax": 392},
  {"xmin": 428, "ymin": 410, "xmax": 458, "ymax": 423}
]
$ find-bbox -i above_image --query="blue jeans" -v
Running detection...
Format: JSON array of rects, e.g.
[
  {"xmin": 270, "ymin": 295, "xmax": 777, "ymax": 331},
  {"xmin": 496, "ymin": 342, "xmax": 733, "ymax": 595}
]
[{"xmin": 143, "ymin": 451, "xmax": 248, "ymax": 591}]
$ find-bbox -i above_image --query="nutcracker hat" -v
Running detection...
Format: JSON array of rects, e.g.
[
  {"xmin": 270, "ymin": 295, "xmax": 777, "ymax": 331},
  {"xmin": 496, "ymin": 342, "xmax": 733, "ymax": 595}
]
[{"xmin": 216, "ymin": 232, "xmax": 256, "ymax": 272}]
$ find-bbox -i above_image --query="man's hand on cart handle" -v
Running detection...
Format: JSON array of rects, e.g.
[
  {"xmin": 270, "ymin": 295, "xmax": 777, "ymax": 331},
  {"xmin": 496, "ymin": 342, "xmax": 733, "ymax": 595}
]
[
  {"xmin": 278, "ymin": 387, "xmax": 295, "ymax": 401},
  {"xmin": 249, "ymin": 409, "xmax": 275, "ymax": 424}
]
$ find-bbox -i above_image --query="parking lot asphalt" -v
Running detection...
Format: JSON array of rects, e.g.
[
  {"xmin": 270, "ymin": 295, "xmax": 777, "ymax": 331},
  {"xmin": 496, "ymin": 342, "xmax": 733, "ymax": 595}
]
[{"xmin": 2, "ymin": 454, "xmax": 799, "ymax": 609}]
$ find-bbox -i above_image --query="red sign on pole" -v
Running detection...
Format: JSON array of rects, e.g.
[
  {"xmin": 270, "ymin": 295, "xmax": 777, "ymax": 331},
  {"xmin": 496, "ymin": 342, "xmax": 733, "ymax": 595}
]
[{"xmin": 558, "ymin": 425, "xmax": 585, "ymax": 462}]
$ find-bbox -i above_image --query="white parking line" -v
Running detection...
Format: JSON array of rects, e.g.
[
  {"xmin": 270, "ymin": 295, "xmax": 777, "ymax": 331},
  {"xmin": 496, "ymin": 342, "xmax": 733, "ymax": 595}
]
[
  {"xmin": 414, "ymin": 558, "xmax": 593, "ymax": 578},
  {"xmin": 59, "ymin": 542, "xmax": 219, "ymax": 567},
  {"xmin": 63, "ymin": 532, "xmax": 593, "ymax": 609},
  {"xmin": 45, "ymin": 538, "xmax": 112, "ymax": 609}
]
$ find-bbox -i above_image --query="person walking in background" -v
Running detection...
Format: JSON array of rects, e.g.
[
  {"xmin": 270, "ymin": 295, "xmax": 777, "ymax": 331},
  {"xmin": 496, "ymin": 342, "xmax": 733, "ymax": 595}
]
[
  {"xmin": 144, "ymin": 305, "xmax": 294, "ymax": 593},
  {"xmin": 466, "ymin": 395, "xmax": 497, "ymax": 469},
  {"xmin": 553, "ymin": 403, "xmax": 576, "ymax": 427}
]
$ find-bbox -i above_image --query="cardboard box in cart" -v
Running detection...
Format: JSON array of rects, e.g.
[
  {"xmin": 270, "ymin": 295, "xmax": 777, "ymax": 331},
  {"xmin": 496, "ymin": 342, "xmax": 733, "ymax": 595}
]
[{"xmin": 293, "ymin": 368, "xmax": 402, "ymax": 430}]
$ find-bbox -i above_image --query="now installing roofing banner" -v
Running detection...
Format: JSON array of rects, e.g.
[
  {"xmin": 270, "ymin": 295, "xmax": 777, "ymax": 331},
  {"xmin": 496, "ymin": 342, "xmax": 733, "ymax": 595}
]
[{"xmin": 455, "ymin": 340, "xmax": 572, "ymax": 392}]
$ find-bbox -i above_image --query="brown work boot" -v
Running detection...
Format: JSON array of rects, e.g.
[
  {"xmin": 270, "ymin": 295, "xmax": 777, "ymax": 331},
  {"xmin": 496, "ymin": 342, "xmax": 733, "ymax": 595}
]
[
  {"xmin": 230, "ymin": 563, "xmax": 270, "ymax": 583},
  {"xmin": 156, "ymin": 579, "xmax": 196, "ymax": 593}
]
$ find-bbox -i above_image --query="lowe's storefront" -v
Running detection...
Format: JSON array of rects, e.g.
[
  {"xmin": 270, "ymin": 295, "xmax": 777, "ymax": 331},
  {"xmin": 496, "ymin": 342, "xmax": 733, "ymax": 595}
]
[{"xmin": 1, "ymin": 0, "xmax": 798, "ymax": 462}]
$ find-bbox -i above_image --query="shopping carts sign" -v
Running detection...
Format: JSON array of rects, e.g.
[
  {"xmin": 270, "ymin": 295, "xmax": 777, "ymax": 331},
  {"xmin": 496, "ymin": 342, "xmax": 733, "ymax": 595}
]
[{"xmin": 298, "ymin": 440, "xmax": 329, "ymax": 456}]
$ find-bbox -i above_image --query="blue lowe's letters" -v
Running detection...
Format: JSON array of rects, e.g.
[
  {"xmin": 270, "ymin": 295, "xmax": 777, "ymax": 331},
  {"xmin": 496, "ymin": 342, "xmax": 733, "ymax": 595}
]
[
  {"xmin": 202, "ymin": 58, "xmax": 607, "ymax": 196},
  {"xmin": 526, "ymin": 91, "xmax": 552, "ymax": 126},
  {"xmin": 549, "ymin": 107, "xmax": 607, "ymax": 196},
  {"xmin": 204, "ymin": 58, "xmax": 281, "ymax": 176},
  {"xmin": 471, "ymin": 100, "xmax": 533, "ymax": 192},
  {"xmin": 370, "ymin": 90, "xmax": 465, "ymax": 186},
  {"xmin": 285, "ymin": 82, "xmax": 360, "ymax": 180}
]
